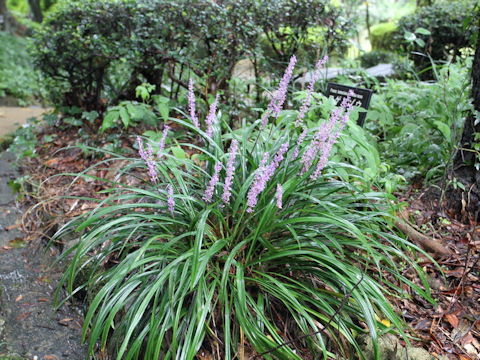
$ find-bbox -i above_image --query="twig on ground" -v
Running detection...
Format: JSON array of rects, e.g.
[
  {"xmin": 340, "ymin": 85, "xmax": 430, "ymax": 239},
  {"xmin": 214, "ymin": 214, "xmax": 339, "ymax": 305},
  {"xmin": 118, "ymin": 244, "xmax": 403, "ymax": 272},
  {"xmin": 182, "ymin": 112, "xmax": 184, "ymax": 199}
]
[{"xmin": 394, "ymin": 210, "xmax": 451, "ymax": 258}]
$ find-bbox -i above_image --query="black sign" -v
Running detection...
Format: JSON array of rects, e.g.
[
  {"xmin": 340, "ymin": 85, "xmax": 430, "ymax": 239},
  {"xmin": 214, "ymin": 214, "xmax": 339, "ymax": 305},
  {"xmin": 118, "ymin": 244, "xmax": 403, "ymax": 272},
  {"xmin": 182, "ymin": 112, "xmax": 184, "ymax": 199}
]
[{"xmin": 326, "ymin": 83, "xmax": 373, "ymax": 127}]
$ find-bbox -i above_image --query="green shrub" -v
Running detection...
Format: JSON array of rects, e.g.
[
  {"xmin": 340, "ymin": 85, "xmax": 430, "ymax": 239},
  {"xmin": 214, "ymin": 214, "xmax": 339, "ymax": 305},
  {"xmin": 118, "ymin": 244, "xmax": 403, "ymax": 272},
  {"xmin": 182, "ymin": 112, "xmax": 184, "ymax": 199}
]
[
  {"xmin": 30, "ymin": 0, "xmax": 261, "ymax": 116},
  {"xmin": 358, "ymin": 50, "xmax": 397, "ymax": 68},
  {"xmin": 255, "ymin": 0, "xmax": 353, "ymax": 71},
  {"xmin": 31, "ymin": 0, "xmax": 138, "ymax": 112},
  {"xmin": 394, "ymin": 0, "xmax": 478, "ymax": 72},
  {"xmin": 31, "ymin": 0, "xmax": 353, "ymax": 124},
  {"xmin": 370, "ymin": 22, "xmax": 398, "ymax": 51},
  {"xmin": 53, "ymin": 59, "xmax": 432, "ymax": 359}
]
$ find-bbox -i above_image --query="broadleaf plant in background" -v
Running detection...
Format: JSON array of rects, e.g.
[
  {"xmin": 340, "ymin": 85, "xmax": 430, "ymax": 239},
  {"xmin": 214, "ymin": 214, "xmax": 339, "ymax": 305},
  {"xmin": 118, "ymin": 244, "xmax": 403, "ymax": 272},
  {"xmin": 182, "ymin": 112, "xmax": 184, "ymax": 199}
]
[{"xmin": 53, "ymin": 57, "xmax": 434, "ymax": 359}]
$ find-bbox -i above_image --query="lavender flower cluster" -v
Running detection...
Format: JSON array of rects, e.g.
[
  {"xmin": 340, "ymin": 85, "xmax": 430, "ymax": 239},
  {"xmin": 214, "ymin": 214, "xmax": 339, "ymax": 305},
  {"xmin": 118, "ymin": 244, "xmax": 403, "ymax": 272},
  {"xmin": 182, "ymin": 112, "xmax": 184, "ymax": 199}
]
[
  {"xmin": 246, "ymin": 142, "xmax": 288, "ymax": 213},
  {"xmin": 137, "ymin": 136, "xmax": 158, "ymax": 184},
  {"xmin": 137, "ymin": 55, "xmax": 355, "ymax": 216},
  {"xmin": 300, "ymin": 91, "xmax": 354, "ymax": 180},
  {"xmin": 188, "ymin": 79, "xmax": 200, "ymax": 129},
  {"xmin": 222, "ymin": 139, "xmax": 239, "ymax": 204},
  {"xmin": 203, "ymin": 162, "xmax": 222, "ymax": 203},
  {"xmin": 188, "ymin": 80, "xmax": 220, "ymax": 139},
  {"xmin": 205, "ymin": 94, "xmax": 219, "ymax": 138},
  {"xmin": 260, "ymin": 56, "xmax": 297, "ymax": 130}
]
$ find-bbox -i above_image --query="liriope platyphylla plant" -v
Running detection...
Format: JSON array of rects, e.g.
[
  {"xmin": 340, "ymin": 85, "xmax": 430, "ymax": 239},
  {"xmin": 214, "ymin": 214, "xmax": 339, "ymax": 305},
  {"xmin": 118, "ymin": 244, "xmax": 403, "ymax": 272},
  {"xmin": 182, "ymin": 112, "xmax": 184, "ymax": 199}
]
[{"xmin": 54, "ymin": 56, "xmax": 433, "ymax": 360}]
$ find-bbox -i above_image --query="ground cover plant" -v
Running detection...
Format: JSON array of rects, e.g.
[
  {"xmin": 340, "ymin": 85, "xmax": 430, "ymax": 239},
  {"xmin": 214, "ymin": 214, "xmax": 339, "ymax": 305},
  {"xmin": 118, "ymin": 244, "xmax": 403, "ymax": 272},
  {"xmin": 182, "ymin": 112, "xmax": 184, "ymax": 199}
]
[
  {"xmin": 3, "ymin": 0, "xmax": 480, "ymax": 359},
  {"xmin": 51, "ymin": 57, "xmax": 434, "ymax": 359}
]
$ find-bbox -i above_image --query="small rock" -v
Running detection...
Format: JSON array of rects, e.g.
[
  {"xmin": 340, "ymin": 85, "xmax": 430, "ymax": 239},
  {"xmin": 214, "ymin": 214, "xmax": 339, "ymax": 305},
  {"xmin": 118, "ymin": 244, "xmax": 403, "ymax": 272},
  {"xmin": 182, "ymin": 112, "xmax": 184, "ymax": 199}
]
[{"xmin": 359, "ymin": 334, "xmax": 448, "ymax": 360}]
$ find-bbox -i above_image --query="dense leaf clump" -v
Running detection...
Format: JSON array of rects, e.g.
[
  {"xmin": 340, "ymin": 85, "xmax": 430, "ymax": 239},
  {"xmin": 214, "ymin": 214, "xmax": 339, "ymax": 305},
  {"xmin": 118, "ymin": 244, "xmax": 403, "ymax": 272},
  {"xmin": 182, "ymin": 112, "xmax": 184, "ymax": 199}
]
[{"xmin": 53, "ymin": 59, "xmax": 433, "ymax": 359}]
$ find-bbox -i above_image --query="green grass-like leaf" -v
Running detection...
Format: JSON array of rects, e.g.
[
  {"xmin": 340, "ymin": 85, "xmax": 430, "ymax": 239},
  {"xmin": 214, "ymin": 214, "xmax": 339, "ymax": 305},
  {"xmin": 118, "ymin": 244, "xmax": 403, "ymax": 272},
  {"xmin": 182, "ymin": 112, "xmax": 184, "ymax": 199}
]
[{"xmin": 52, "ymin": 88, "xmax": 435, "ymax": 360}]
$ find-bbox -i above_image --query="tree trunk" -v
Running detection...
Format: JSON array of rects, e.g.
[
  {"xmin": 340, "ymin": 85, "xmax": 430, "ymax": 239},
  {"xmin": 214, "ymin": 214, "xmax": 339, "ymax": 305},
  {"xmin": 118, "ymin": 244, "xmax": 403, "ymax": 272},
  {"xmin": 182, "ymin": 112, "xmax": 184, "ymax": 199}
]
[
  {"xmin": 28, "ymin": 0, "xmax": 43, "ymax": 23},
  {"xmin": 0, "ymin": 0, "xmax": 26, "ymax": 34},
  {"xmin": 1, "ymin": 0, "xmax": 12, "ymax": 32},
  {"xmin": 448, "ymin": 24, "xmax": 480, "ymax": 221}
]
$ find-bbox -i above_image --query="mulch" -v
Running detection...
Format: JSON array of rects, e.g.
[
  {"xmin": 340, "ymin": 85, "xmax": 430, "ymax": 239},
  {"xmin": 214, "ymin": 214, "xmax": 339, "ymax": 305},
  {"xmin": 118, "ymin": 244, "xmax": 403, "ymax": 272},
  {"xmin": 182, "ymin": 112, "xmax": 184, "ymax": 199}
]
[{"xmin": 394, "ymin": 186, "xmax": 480, "ymax": 360}]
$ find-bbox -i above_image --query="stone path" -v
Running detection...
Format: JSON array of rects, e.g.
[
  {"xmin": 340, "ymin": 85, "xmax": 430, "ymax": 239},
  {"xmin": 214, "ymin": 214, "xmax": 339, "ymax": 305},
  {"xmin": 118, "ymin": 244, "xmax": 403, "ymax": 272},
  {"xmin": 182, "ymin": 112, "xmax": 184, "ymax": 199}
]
[{"xmin": 0, "ymin": 151, "xmax": 86, "ymax": 360}]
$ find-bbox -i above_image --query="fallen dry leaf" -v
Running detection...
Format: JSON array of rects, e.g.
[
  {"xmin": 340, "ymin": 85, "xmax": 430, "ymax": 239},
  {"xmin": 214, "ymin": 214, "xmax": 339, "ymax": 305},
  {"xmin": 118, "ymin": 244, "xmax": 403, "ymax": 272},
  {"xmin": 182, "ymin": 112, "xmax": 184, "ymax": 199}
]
[
  {"xmin": 461, "ymin": 332, "xmax": 474, "ymax": 347},
  {"xmin": 472, "ymin": 337, "xmax": 480, "ymax": 350},
  {"xmin": 37, "ymin": 298, "xmax": 49, "ymax": 302},
  {"xmin": 58, "ymin": 318, "xmax": 73, "ymax": 326},
  {"xmin": 43, "ymin": 355, "xmax": 57, "ymax": 360},
  {"xmin": 44, "ymin": 158, "xmax": 60, "ymax": 167},
  {"xmin": 15, "ymin": 311, "xmax": 31, "ymax": 321},
  {"xmin": 464, "ymin": 343, "xmax": 478, "ymax": 357},
  {"xmin": 15, "ymin": 295, "xmax": 23, "ymax": 302},
  {"xmin": 446, "ymin": 313, "xmax": 459, "ymax": 329}
]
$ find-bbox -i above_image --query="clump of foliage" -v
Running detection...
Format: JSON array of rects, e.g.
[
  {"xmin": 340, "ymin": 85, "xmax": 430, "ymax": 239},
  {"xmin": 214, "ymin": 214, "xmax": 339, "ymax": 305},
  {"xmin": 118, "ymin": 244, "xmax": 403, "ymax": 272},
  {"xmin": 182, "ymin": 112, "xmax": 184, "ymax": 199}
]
[
  {"xmin": 369, "ymin": 22, "xmax": 398, "ymax": 51},
  {"xmin": 255, "ymin": 0, "xmax": 353, "ymax": 68},
  {"xmin": 30, "ymin": 0, "xmax": 354, "ymax": 123},
  {"xmin": 53, "ymin": 58, "xmax": 432, "ymax": 359},
  {"xmin": 0, "ymin": 32, "xmax": 45, "ymax": 105},
  {"xmin": 365, "ymin": 59, "xmax": 473, "ymax": 183},
  {"xmin": 30, "ymin": 0, "xmax": 138, "ymax": 112},
  {"xmin": 394, "ymin": 0, "xmax": 478, "ymax": 72}
]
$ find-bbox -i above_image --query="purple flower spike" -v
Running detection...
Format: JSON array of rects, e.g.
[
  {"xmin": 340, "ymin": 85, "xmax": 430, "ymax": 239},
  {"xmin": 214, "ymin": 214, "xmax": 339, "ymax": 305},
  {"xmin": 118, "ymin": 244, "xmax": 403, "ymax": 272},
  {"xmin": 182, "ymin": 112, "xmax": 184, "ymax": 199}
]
[
  {"xmin": 147, "ymin": 143, "xmax": 158, "ymax": 184},
  {"xmin": 276, "ymin": 183, "xmax": 283, "ymax": 209},
  {"xmin": 247, "ymin": 142, "xmax": 289, "ymax": 213},
  {"xmin": 204, "ymin": 162, "xmax": 222, "ymax": 203},
  {"xmin": 137, "ymin": 136, "xmax": 158, "ymax": 184},
  {"xmin": 300, "ymin": 90, "xmax": 350, "ymax": 176},
  {"xmin": 295, "ymin": 55, "xmax": 328, "ymax": 128},
  {"xmin": 260, "ymin": 55, "xmax": 297, "ymax": 131},
  {"xmin": 157, "ymin": 125, "xmax": 170, "ymax": 159},
  {"xmin": 188, "ymin": 79, "xmax": 200, "ymax": 129},
  {"xmin": 272, "ymin": 55, "xmax": 297, "ymax": 118},
  {"xmin": 297, "ymin": 90, "xmax": 354, "ymax": 180},
  {"xmin": 260, "ymin": 109, "xmax": 272, "ymax": 131},
  {"xmin": 137, "ymin": 136, "xmax": 147, "ymax": 161},
  {"xmin": 246, "ymin": 152, "xmax": 269, "ymax": 212},
  {"xmin": 205, "ymin": 94, "xmax": 219, "ymax": 138},
  {"xmin": 147, "ymin": 143, "xmax": 154, "ymax": 157},
  {"xmin": 167, "ymin": 184, "xmax": 175, "ymax": 215},
  {"xmin": 222, "ymin": 139, "xmax": 239, "ymax": 204},
  {"xmin": 310, "ymin": 94, "xmax": 354, "ymax": 180}
]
